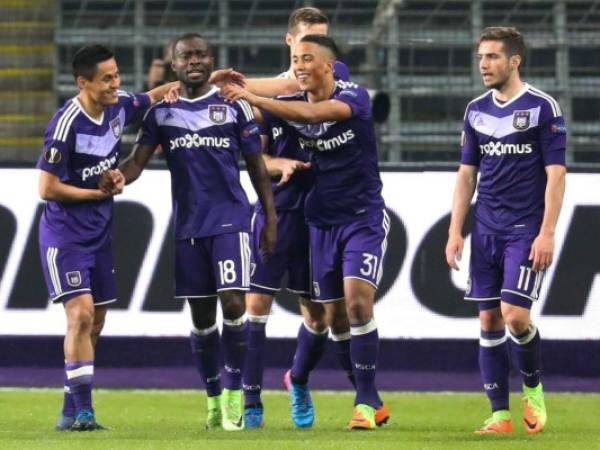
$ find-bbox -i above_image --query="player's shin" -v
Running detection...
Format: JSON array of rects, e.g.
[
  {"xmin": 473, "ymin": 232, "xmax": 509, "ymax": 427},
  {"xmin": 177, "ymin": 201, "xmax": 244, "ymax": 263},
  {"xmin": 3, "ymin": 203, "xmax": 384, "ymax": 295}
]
[
  {"xmin": 190, "ymin": 325, "xmax": 222, "ymax": 397},
  {"xmin": 479, "ymin": 329, "xmax": 510, "ymax": 412},
  {"xmin": 290, "ymin": 321, "xmax": 328, "ymax": 384},
  {"xmin": 350, "ymin": 319, "xmax": 382, "ymax": 409},
  {"xmin": 330, "ymin": 331, "xmax": 356, "ymax": 387},
  {"xmin": 221, "ymin": 315, "xmax": 247, "ymax": 390},
  {"xmin": 243, "ymin": 314, "xmax": 268, "ymax": 405},
  {"xmin": 509, "ymin": 323, "xmax": 541, "ymax": 388}
]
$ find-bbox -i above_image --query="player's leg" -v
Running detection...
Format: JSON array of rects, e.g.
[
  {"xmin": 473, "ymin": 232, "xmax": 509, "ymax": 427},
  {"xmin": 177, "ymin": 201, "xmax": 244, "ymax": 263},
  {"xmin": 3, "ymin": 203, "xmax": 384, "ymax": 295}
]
[
  {"xmin": 501, "ymin": 235, "xmax": 546, "ymax": 434},
  {"xmin": 213, "ymin": 231, "xmax": 251, "ymax": 431},
  {"xmin": 466, "ymin": 230, "xmax": 512, "ymax": 434},
  {"xmin": 243, "ymin": 293, "xmax": 272, "ymax": 428},
  {"xmin": 175, "ymin": 238, "xmax": 223, "ymax": 430},
  {"xmin": 326, "ymin": 306, "xmax": 355, "ymax": 388}
]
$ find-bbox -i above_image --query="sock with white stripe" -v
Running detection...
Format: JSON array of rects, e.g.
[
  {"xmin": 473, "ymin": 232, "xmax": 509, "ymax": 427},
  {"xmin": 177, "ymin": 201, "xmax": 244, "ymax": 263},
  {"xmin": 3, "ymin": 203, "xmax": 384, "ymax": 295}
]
[
  {"xmin": 351, "ymin": 320, "xmax": 382, "ymax": 408},
  {"xmin": 243, "ymin": 315, "xmax": 268, "ymax": 405},
  {"xmin": 65, "ymin": 360, "xmax": 94, "ymax": 414},
  {"xmin": 509, "ymin": 324, "xmax": 541, "ymax": 388},
  {"xmin": 221, "ymin": 316, "xmax": 247, "ymax": 390},
  {"xmin": 62, "ymin": 370, "xmax": 76, "ymax": 417},
  {"xmin": 479, "ymin": 329, "xmax": 510, "ymax": 412},
  {"xmin": 190, "ymin": 325, "xmax": 222, "ymax": 397},
  {"xmin": 331, "ymin": 332, "xmax": 356, "ymax": 388},
  {"xmin": 290, "ymin": 322, "xmax": 328, "ymax": 385}
]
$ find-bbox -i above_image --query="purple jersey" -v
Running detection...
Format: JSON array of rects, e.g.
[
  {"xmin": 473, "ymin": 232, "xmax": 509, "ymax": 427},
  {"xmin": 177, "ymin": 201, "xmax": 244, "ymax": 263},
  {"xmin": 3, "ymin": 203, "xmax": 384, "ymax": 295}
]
[
  {"xmin": 37, "ymin": 92, "xmax": 151, "ymax": 252},
  {"xmin": 137, "ymin": 87, "xmax": 261, "ymax": 240},
  {"xmin": 285, "ymin": 80, "xmax": 384, "ymax": 226},
  {"xmin": 461, "ymin": 83, "xmax": 566, "ymax": 235}
]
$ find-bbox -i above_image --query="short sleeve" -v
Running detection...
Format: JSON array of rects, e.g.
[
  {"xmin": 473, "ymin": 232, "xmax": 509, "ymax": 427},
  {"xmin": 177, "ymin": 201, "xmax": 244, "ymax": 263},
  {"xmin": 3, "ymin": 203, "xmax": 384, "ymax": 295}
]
[
  {"xmin": 36, "ymin": 113, "xmax": 73, "ymax": 179},
  {"xmin": 333, "ymin": 61, "xmax": 350, "ymax": 82},
  {"xmin": 118, "ymin": 91, "xmax": 152, "ymax": 126},
  {"xmin": 333, "ymin": 83, "xmax": 371, "ymax": 119},
  {"xmin": 538, "ymin": 101, "xmax": 567, "ymax": 166},
  {"xmin": 460, "ymin": 106, "xmax": 480, "ymax": 166},
  {"xmin": 234, "ymin": 99, "xmax": 261, "ymax": 156},
  {"xmin": 136, "ymin": 107, "xmax": 160, "ymax": 149}
]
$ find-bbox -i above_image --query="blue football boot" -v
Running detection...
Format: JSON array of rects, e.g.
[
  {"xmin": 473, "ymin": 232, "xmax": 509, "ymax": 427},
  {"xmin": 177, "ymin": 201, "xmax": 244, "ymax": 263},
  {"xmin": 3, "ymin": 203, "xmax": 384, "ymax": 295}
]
[{"xmin": 244, "ymin": 403, "xmax": 264, "ymax": 429}]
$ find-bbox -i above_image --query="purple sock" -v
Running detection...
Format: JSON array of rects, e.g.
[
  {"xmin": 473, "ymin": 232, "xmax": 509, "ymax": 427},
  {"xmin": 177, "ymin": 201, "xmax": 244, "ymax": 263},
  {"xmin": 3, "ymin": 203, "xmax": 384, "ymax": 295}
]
[
  {"xmin": 190, "ymin": 325, "xmax": 222, "ymax": 397},
  {"xmin": 221, "ymin": 317, "xmax": 247, "ymax": 390},
  {"xmin": 510, "ymin": 324, "xmax": 541, "ymax": 388},
  {"xmin": 290, "ymin": 322, "xmax": 328, "ymax": 385},
  {"xmin": 62, "ymin": 370, "xmax": 76, "ymax": 417},
  {"xmin": 351, "ymin": 321, "xmax": 382, "ymax": 408},
  {"xmin": 65, "ymin": 360, "xmax": 94, "ymax": 414},
  {"xmin": 331, "ymin": 332, "xmax": 356, "ymax": 388},
  {"xmin": 243, "ymin": 316, "xmax": 268, "ymax": 405},
  {"xmin": 479, "ymin": 329, "xmax": 510, "ymax": 411}
]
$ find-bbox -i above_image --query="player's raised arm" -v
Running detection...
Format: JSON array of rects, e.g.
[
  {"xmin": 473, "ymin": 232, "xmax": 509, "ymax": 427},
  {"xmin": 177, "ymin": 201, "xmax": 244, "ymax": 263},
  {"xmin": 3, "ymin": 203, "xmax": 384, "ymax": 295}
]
[
  {"xmin": 209, "ymin": 68, "xmax": 300, "ymax": 98},
  {"xmin": 223, "ymin": 84, "xmax": 351, "ymax": 124},
  {"xmin": 446, "ymin": 164, "xmax": 478, "ymax": 270},
  {"xmin": 146, "ymin": 80, "xmax": 180, "ymax": 104}
]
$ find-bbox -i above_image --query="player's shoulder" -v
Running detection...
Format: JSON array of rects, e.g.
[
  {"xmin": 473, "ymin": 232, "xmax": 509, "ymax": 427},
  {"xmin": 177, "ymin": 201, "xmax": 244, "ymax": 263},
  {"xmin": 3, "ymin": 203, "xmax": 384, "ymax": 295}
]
[
  {"xmin": 47, "ymin": 97, "xmax": 82, "ymax": 143},
  {"xmin": 333, "ymin": 60, "xmax": 350, "ymax": 82},
  {"xmin": 524, "ymin": 84, "xmax": 562, "ymax": 117},
  {"xmin": 334, "ymin": 79, "xmax": 367, "ymax": 100},
  {"xmin": 466, "ymin": 90, "xmax": 493, "ymax": 111}
]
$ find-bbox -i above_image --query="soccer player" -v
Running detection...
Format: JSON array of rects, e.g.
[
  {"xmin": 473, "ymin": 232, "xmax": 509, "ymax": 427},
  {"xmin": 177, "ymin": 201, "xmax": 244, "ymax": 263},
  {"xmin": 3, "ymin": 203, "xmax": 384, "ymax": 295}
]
[
  {"xmin": 239, "ymin": 7, "xmax": 355, "ymax": 430},
  {"xmin": 445, "ymin": 27, "xmax": 566, "ymax": 434},
  {"xmin": 37, "ymin": 44, "xmax": 178, "ymax": 431},
  {"xmin": 100, "ymin": 33, "xmax": 277, "ymax": 431},
  {"xmin": 223, "ymin": 34, "xmax": 390, "ymax": 430}
]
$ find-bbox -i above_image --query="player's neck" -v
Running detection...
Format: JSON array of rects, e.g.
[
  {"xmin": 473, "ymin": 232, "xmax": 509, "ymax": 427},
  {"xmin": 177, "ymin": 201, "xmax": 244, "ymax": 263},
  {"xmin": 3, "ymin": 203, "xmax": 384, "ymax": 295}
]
[
  {"xmin": 307, "ymin": 77, "xmax": 336, "ymax": 103},
  {"xmin": 181, "ymin": 83, "xmax": 211, "ymax": 100},
  {"xmin": 494, "ymin": 78, "xmax": 525, "ymax": 102},
  {"xmin": 77, "ymin": 93, "xmax": 105, "ymax": 120}
]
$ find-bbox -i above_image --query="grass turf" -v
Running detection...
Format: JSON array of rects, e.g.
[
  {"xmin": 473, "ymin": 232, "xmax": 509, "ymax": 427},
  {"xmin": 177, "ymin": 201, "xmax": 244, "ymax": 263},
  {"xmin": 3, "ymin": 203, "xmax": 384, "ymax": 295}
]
[{"xmin": 0, "ymin": 389, "xmax": 598, "ymax": 449}]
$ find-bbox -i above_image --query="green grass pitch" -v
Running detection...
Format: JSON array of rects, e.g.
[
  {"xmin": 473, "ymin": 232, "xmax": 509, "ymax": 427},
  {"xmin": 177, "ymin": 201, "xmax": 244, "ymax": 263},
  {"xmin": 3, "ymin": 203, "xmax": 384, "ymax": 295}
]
[{"xmin": 0, "ymin": 389, "xmax": 598, "ymax": 449}]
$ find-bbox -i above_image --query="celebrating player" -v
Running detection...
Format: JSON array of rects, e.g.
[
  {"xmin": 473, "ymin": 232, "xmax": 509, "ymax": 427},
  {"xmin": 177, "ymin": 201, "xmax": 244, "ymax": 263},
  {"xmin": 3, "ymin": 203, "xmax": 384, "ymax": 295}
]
[
  {"xmin": 237, "ymin": 7, "xmax": 355, "ymax": 430},
  {"xmin": 222, "ymin": 35, "xmax": 390, "ymax": 430},
  {"xmin": 38, "ymin": 44, "xmax": 178, "ymax": 431},
  {"xmin": 445, "ymin": 27, "xmax": 566, "ymax": 434},
  {"xmin": 99, "ymin": 33, "xmax": 276, "ymax": 431}
]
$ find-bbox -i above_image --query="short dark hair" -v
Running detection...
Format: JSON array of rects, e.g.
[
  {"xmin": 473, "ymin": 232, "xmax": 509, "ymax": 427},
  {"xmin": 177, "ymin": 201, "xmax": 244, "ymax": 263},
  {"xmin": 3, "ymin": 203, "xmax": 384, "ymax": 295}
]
[
  {"xmin": 171, "ymin": 33, "xmax": 208, "ymax": 57},
  {"xmin": 72, "ymin": 45, "xmax": 114, "ymax": 80},
  {"xmin": 299, "ymin": 34, "xmax": 338, "ymax": 59},
  {"xmin": 478, "ymin": 26, "xmax": 525, "ymax": 58},
  {"xmin": 288, "ymin": 7, "xmax": 329, "ymax": 34}
]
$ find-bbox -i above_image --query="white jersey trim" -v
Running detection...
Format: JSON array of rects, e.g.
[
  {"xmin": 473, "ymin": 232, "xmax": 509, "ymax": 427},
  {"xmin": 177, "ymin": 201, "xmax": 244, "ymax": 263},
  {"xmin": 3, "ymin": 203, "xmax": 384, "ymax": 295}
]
[{"xmin": 527, "ymin": 85, "xmax": 562, "ymax": 117}]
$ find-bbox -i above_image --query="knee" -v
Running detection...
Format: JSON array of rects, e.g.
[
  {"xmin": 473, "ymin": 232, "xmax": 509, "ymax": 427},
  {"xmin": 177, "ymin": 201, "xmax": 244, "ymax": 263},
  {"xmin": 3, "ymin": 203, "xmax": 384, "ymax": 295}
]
[
  {"xmin": 220, "ymin": 292, "xmax": 245, "ymax": 320},
  {"xmin": 301, "ymin": 301, "xmax": 327, "ymax": 333},
  {"xmin": 504, "ymin": 313, "xmax": 529, "ymax": 335},
  {"xmin": 67, "ymin": 307, "xmax": 94, "ymax": 335},
  {"xmin": 92, "ymin": 317, "xmax": 105, "ymax": 337},
  {"xmin": 479, "ymin": 309, "xmax": 504, "ymax": 331},
  {"xmin": 346, "ymin": 299, "xmax": 372, "ymax": 325},
  {"xmin": 327, "ymin": 312, "xmax": 349, "ymax": 335}
]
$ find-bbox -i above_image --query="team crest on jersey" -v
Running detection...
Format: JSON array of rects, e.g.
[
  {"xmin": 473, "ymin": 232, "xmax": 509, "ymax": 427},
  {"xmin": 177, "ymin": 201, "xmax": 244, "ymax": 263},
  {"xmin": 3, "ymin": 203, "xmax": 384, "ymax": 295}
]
[
  {"xmin": 208, "ymin": 105, "xmax": 227, "ymax": 124},
  {"xmin": 110, "ymin": 117, "xmax": 122, "ymax": 139},
  {"xmin": 44, "ymin": 147, "xmax": 62, "ymax": 164},
  {"xmin": 512, "ymin": 110, "xmax": 530, "ymax": 130},
  {"xmin": 66, "ymin": 271, "xmax": 82, "ymax": 287}
]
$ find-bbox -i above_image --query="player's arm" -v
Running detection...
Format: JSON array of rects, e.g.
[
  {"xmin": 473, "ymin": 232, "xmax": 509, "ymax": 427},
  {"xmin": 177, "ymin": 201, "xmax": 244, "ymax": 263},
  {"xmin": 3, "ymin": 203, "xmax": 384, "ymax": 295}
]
[
  {"xmin": 146, "ymin": 81, "xmax": 180, "ymax": 104},
  {"xmin": 98, "ymin": 143, "xmax": 154, "ymax": 193},
  {"xmin": 245, "ymin": 152, "xmax": 277, "ymax": 260},
  {"xmin": 39, "ymin": 170, "xmax": 112, "ymax": 202},
  {"xmin": 222, "ymin": 84, "xmax": 351, "ymax": 124},
  {"xmin": 209, "ymin": 68, "xmax": 299, "ymax": 97},
  {"xmin": 529, "ymin": 164, "xmax": 566, "ymax": 272},
  {"xmin": 445, "ymin": 164, "xmax": 478, "ymax": 270}
]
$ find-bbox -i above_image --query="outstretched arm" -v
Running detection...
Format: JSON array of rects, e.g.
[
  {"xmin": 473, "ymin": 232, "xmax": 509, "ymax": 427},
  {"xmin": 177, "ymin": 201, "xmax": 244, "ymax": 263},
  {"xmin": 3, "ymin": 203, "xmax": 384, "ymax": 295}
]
[
  {"xmin": 98, "ymin": 143, "xmax": 155, "ymax": 193},
  {"xmin": 40, "ymin": 171, "xmax": 114, "ymax": 202},
  {"xmin": 146, "ymin": 81, "xmax": 180, "ymax": 104},
  {"xmin": 244, "ymin": 152, "xmax": 277, "ymax": 260},
  {"xmin": 445, "ymin": 164, "xmax": 478, "ymax": 270},
  {"xmin": 209, "ymin": 68, "xmax": 299, "ymax": 97}
]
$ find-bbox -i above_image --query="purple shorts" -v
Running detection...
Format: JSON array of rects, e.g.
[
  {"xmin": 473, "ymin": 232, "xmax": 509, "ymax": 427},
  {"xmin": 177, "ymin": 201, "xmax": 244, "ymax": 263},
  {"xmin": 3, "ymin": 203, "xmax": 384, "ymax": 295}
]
[
  {"xmin": 249, "ymin": 210, "xmax": 310, "ymax": 298},
  {"xmin": 175, "ymin": 232, "xmax": 251, "ymax": 299},
  {"xmin": 465, "ymin": 226, "xmax": 544, "ymax": 310},
  {"xmin": 39, "ymin": 243, "xmax": 117, "ymax": 305},
  {"xmin": 309, "ymin": 209, "xmax": 390, "ymax": 302}
]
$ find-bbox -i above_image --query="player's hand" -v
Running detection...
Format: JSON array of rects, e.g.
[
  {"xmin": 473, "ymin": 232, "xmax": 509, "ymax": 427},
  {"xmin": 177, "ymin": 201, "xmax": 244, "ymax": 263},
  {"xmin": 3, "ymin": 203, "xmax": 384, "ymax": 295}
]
[
  {"xmin": 445, "ymin": 233, "xmax": 464, "ymax": 270},
  {"xmin": 260, "ymin": 215, "xmax": 277, "ymax": 262},
  {"xmin": 277, "ymin": 160, "xmax": 311, "ymax": 186},
  {"xmin": 98, "ymin": 170, "xmax": 116, "ymax": 194},
  {"xmin": 164, "ymin": 81, "xmax": 181, "ymax": 103},
  {"xmin": 209, "ymin": 68, "xmax": 245, "ymax": 87},
  {"xmin": 529, "ymin": 232, "xmax": 554, "ymax": 272},
  {"xmin": 221, "ymin": 83, "xmax": 258, "ymax": 104},
  {"xmin": 110, "ymin": 169, "xmax": 125, "ymax": 195}
]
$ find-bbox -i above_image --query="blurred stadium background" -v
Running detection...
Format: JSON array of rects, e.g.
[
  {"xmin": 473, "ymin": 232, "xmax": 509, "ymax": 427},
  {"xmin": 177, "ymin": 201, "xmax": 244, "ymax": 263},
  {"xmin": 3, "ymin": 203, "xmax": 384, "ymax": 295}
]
[{"xmin": 0, "ymin": 0, "xmax": 599, "ymax": 394}]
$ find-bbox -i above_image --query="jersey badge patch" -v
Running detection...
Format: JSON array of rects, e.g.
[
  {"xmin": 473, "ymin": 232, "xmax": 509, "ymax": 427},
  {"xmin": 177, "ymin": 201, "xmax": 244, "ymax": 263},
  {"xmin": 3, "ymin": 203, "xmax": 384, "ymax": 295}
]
[
  {"xmin": 44, "ymin": 147, "xmax": 62, "ymax": 164},
  {"xmin": 110, "ymin": 117, "xmax": 122, "ymax": 139},
  {"xmin": 512, "ymin": 110, "xmax": 530, "ymax": 130},
  {"xmin": 66, "ymin": 271, "xmax": 82, "ymax": 287},
  {"xmin": 208, "ymin": 105, "xmax": 227, "ymax": 125}
]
